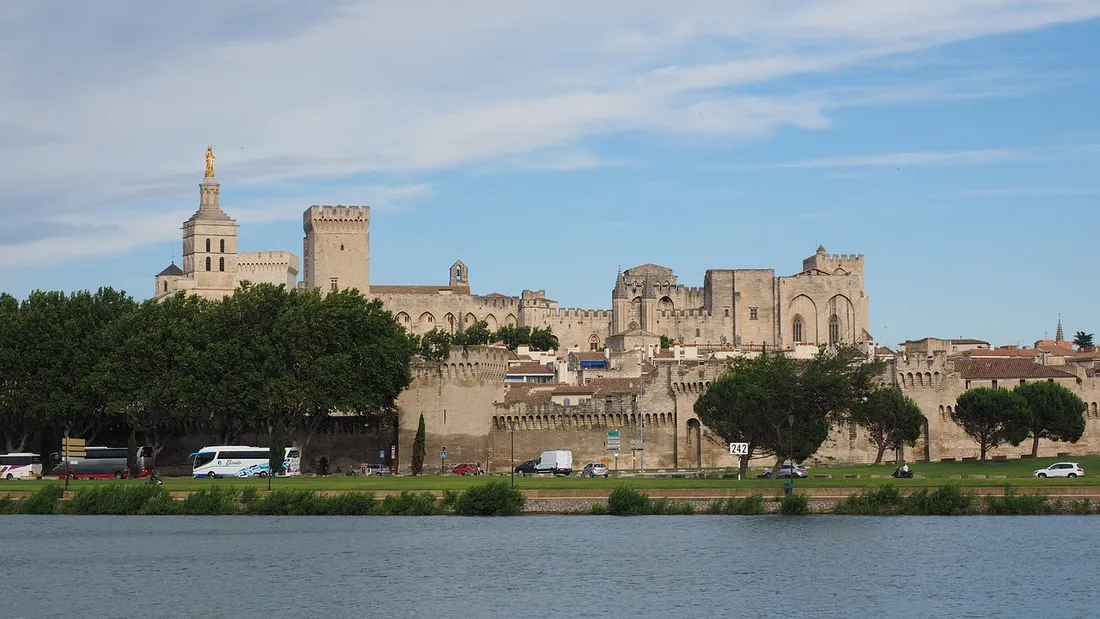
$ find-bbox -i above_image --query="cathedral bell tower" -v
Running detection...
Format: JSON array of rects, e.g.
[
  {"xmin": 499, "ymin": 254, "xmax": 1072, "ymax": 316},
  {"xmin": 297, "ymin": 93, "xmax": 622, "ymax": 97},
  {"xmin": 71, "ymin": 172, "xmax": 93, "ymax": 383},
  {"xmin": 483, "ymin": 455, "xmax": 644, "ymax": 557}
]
[{"xmin": 180, "ymin": 147, "xmax": 239, "ymax": 299}]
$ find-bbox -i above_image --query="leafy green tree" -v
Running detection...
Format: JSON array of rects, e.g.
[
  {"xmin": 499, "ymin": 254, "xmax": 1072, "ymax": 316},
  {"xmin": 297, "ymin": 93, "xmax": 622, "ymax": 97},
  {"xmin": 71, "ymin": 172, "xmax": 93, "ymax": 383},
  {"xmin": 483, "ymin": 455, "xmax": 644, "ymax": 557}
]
[
  {"xmin": 950, "ymin": 387, "xmax": 1031, "ymax": 462},
  {"xmin": 411, "ymin": 413, "xmax": 426, "ymax": 475},
  {"xmin": 419, "ymin": 328, "xmax": 452, "ymax": 362},
  {"xmin": 455, "ymin": 320, "xmax": 492, "ymax": 346},
  {"xmin": 68, "ymin": 287, "xmax": 139, "ymax": 440},
  {"xmin": 493, "ymin": 324, "xmax": 559, "ymax": 351},
  {"xmin": 0, "ymin": 292, "xmax": 42, "ymax": 452},
  {"xmin": 694, "ymin": 345, "xmax": 876, "ymax": 478},
  {"xmin": 268, "ymin": 421, "xmax": 288, "ymax": 491},
  {"xmin": 105, "ymin": 294, "xmax": 207, "ymax": 458},
  {"xmin": 1015, "ymin": 381, "xmax": 1087, "ymax": 458},
  {"xmin": 529, "ymin": 326, "xmax": 559, "ymax": 351},
  {"xmin": 1073, "ymin": 331, "xmax": 1094, "ymax": 349},
  {"xmin": 659, "ymin": 335, "xmax": 675, "ymax": 349},
  {"xmin": 851, "ymin": 387, "xmax": 926, "ymax": 464}
]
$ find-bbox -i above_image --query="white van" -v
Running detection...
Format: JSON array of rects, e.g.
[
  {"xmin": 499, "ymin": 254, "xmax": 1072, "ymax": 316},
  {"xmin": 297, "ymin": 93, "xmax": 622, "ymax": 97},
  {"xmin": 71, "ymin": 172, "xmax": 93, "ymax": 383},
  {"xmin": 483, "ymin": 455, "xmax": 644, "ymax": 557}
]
[{"xmin": 535, "ymin": 450, "xmax": 573, "ymax": 476}]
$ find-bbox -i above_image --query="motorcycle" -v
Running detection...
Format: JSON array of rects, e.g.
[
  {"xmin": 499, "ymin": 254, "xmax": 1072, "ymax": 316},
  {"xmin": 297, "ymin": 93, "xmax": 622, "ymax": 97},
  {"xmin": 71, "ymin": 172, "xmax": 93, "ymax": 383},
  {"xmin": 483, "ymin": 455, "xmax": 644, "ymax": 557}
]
[
  {"xmin": 147, "ymin": 472, "xmax": 164, "ymax": 485},
  {"xmin": 891, "ymin": 468, "xmax": 914, "ymax": 479}
]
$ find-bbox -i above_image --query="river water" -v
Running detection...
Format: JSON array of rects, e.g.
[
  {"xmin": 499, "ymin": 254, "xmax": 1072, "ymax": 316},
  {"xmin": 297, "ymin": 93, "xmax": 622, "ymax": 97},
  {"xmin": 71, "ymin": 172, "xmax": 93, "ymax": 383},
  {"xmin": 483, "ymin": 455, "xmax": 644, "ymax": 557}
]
[{"xmin": 2, "ymin": 515, "xmax": 1097, "ymax": 618}]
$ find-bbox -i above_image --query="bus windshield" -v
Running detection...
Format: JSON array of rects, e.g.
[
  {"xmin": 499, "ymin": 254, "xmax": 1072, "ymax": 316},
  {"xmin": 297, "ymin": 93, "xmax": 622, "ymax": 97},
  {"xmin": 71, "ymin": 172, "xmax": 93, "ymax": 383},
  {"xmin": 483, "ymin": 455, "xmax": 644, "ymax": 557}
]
[{"xmin": 193, "ymin": 452, "xmax": 217, "ymax": 468}]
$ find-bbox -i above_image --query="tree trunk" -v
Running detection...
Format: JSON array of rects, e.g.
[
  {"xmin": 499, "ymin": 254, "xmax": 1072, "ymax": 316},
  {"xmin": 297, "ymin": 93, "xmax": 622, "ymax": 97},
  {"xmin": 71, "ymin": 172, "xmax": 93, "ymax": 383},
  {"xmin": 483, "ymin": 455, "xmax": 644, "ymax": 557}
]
[
  {"xmin": 874, "ymin": 442, "xmax": 886, "ymax": 465},
  {"xmin": 1031, "ymin": 434, "xmax": 1040, "ymax": 459},
  {"xmin": 773, "ymin": 454, "xmax": 785, "ymax": 480},
  {"xmin": 980, "ymin": 442, "xmax": 987, "ymax": 463}
]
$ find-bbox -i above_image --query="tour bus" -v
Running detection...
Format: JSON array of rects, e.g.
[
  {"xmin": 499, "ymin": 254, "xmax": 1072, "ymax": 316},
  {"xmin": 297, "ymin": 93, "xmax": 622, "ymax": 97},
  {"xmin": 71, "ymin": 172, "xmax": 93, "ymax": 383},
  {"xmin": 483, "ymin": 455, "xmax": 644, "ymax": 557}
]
[
  {"xmin": 190, "ymin": 445, "xmax": 302, "ymax": 479},
  {"xmin": 49, "ymin": 445, "xmax": 154, "ymax": 480},
  {"xmin": 0, "ymin": 453, "xmax": 43, "ymax": 480}
]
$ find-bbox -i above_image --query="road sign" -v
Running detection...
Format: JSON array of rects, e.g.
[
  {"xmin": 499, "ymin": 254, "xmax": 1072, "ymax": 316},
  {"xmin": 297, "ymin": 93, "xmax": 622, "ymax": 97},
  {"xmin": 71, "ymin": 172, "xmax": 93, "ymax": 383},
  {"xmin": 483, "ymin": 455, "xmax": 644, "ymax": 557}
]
[
  {"xmin": 61, "ymin": 437, "xmax": 86, "ymax": 458},
  {"xmin": 606, "ymin": 429, "xmax": 621, "ymax": 451},
  {"xmin": 630, "ymin": 439, "xmax": 644, "ymax": 451},
  {"xmin": 441, "ymin": 449, "xmax": 447, "ymax": 459},
  {"xmin": 729, "ymin": 442, "xmax": 749, "ymax": 456},
  {"xmin": 379, "ymin": 450, "xmax": 385, "ymax": 459}
]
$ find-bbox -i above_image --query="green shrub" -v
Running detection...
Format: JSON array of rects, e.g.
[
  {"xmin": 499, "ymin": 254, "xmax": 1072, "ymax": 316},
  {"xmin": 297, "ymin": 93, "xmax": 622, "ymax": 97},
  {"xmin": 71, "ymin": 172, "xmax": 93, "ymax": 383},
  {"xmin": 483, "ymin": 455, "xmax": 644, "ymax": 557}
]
[
  {"xmin": 454, "ymin": 481, "xmax": 525, "ymax": 516},
  {"xmin": 588, "ymin": 503, "xmax": 607, "ymax": 515},
  {"xmin": 254, "ymin": 490, "xmax": 327, "ymax": 515},
  {"xmin": 0, "ymin": 495, "xmax": 13, "ymax": 514},
  {"xmin": 607, "ymin": 486, "xmax": 650, "ymax": 516},
  {"xmin": 835, "ymin": 485, "xmax": 904, "ymax": 515},
  {"xmin": 67, "ymin": 485, "xmax": 171, "ymax": 515},
  {"xmin": 440, "ymin": 489, "xmax": 460, "ymax": 510},
  {"xmin": 179, "ymin": 487, "xmax": 241, "ymax": 515},
  {"xmin": 17, "ymin": 485, "xmax": 62, "ymax": 514},
  {"xmin": 378, "ymin": 491, "xmax": 438, "ymax": 515},
  {"xmin": 1071, "ymin": 498, "xmax": 1094, "ymax": 515},
  {"xmin": 984, "ymin": 486, "xmax": 1052, "ymax": 515},
  {"xmin": 779, "ymin": 493, "xmax": 810, "ymax": 515},
  {"xmin": 648, "ymin": 498, "xmax": 695, "ymax": 515},
  {"xmin": 240, "ymin": 487, "xmax": 261, "ymax": 511},
  {"xmin": 902, "ymin": 484, "xmax": 974, "ymax": 516},
  {"xmin": 324, "ymin": 492, "xmax": 377, "ymax": 516},
  {"xmin": 707, "ymin": 495, "xmax": 766, "ymax": 515}
]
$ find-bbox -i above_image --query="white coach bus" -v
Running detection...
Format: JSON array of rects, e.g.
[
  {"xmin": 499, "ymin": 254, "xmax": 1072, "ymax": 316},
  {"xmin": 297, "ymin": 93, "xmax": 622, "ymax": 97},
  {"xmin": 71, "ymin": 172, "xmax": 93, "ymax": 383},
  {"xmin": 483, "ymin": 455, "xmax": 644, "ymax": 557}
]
[
  {"xmin": 0, "ymin": 453, "xmax": 43, "ymax": 480},
  {"xmin": 190, "ymin": 445, "xmax": 302, "ymax": 479}
]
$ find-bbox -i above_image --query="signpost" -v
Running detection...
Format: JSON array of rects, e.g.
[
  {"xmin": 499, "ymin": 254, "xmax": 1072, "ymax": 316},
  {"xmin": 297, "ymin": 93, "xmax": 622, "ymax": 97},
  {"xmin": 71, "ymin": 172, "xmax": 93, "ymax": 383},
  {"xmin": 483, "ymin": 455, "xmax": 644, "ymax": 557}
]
[
  {"xmin": 729, "ymin": 442, "xmax": 749, "ymax": 480},
  {"xmin": 61, "ymin": 437, "xmax": 85, "ymax": 491},
  {"xmin": 441, "ymin": 447, "xmax": 447, "ymax": 475},
  {"xmin": 606, "ymin": 429, "xmax": 621, "ymax": 452}
]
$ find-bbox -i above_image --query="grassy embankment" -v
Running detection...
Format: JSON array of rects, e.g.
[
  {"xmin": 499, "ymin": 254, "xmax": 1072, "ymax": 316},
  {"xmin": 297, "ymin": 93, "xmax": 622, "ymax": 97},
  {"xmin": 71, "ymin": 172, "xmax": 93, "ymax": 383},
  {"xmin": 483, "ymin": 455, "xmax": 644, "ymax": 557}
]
[{"xmin": 2, "ymin": 455, "xmax": 1097, "ymax": 494}]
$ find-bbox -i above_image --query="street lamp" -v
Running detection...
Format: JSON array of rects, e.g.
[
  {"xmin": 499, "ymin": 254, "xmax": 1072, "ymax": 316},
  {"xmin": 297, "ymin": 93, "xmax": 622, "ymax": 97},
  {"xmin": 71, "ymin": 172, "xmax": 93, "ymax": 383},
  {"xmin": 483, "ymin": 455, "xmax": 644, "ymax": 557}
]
[
  {"xmin": 510, "ymin": 419, "xmax": 517, "ymax": 489},
  {"xmin": 787, "ymin": 414, "xmax": 795, "ymax": 494}
]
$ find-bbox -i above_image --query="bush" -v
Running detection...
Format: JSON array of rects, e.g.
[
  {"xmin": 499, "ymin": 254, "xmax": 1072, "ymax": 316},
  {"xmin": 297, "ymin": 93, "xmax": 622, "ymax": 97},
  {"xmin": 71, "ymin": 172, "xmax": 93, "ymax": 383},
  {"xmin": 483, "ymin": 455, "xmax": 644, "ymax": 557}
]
[
  {"xmin": 440, "ymin": 489, "xmax": 460, "ymax": 510},
  {"xmin": 835, "ymin": 485, "xmax": 903, "ymax": 515},
  {"xmin": 984, "ymin": 486, "xmax": 1052, "ymax": 515},
  {"xmin": 454, "ymin": 481, "xmax": 525, "ymax": 516},
  {"xmin": 179, "ymin": 487, "xmax": 241, "ymax": 515},
  {"xmin": 1071, "ymin": 498, "xmax": 1094, "ymax": 515},
  {"xmin": 67, "ymin": 485, "xmax": 172, "ymax": 515},
  {"xmin": 648, "ymin": 498, "xmax": 695, "ymax": 515},
  {"xmin": 779, "ymin": 493, "xmax": 810, "ymax": 515},
  {"xmin": 378, "ymin": 491, "xmax": 438, "ymax": 515},
  {"xmin": 902, "ymin": 484, "xmax": 974, "ymax": 516},
  {"xmin": 589, "ymin": 503, "xmax": 607, "ymax": 515},
  {"xmin": 254, "ymin": 490, "xmax": 327, "ymax": 515},
  {"xmin": 707, "ymin": 495, "xmax": 766, "ymax": 515},
  {"xmin": 0, "ymin": 494, "xmax": 13, "ymax": 514},
  {"xmin": 17, "ymin": 485, "xmax": 63, "ymax": 514},
  {"xmin": 323, "ymin": 492, "xmax": 377, "ymax": 516},
  {"xmin": 607, "ymin": 486, "xmax": 650, "ymax": 516}
]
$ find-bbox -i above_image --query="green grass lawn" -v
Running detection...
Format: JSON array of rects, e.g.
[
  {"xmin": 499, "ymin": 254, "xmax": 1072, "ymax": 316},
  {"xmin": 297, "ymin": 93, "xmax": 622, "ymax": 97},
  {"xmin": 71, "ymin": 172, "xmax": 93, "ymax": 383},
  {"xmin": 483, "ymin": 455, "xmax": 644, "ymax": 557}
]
[{"xmin": 2, "ymin": 455, "xmax": 1097, "ymax": 493}]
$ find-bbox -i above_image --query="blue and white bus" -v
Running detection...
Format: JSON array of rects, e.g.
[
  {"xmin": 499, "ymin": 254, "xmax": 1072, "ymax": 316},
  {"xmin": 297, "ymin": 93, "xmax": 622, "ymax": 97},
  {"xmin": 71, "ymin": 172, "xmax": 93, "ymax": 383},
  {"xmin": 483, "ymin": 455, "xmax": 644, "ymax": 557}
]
[{"xmin": 190, "ymin": 445, "xmax": 302, "ymax": 479}]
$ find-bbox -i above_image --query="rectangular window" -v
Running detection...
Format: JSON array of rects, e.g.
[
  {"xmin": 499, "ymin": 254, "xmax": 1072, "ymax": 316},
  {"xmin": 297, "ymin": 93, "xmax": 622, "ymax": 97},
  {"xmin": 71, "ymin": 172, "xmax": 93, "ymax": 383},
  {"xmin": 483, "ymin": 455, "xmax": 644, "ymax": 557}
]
[
  {"xmin": 219, "ymin": 257, "xmax": 225, "ymax": 272},
  {"xmin": 695, "ymin": 328, "xmax": 700, "ymax": 337},
  {"xmin": 724, "ymin": 307, "xmax": 730, "ymax": 317},
  {"xmin": 330, "ymin": 278, "xmax": 339, "ymax": 292},
  {"xmin": 991, "ymin": 380, "xmax": 999, "ymax": 389},
  {"xmin": 1019, "ymin": 379, "xmax": 1026, "ymax": 385},
  {"xmin": 749, "ymin": 307, "xmax": 758, "ymax": 320},
  {"xmin": 205, "ymin": 257, "xmax": 211, "ymax": 271},
  {"xmin": 220, "ymin": 239, "xmax": 225, "ymax": 253}
]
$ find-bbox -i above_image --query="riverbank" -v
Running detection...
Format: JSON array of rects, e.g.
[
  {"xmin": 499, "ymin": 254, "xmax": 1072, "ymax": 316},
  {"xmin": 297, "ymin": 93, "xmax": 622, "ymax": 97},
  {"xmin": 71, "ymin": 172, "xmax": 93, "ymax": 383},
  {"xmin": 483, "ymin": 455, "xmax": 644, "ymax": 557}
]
[{"xmin": 4, "ymin": 482, "xmax": 1100, "ymax": 516}]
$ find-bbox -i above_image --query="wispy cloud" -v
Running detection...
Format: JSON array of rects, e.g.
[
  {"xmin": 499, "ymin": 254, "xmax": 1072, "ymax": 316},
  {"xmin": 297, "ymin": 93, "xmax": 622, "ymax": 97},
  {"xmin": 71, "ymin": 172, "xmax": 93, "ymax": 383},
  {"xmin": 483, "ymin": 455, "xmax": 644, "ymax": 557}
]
[{"xmin": 738, "ymin": 145, "xmax": 1100, "ymax": 169}]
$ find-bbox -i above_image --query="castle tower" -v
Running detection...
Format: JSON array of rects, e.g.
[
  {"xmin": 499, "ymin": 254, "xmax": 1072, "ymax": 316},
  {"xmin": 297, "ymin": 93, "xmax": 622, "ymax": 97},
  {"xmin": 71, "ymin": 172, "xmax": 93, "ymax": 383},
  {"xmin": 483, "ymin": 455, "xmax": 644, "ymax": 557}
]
[
  {"xmin": 178, "ymin": 147, "xmax": 239, "ymax": 300},
  {"xmin": 611, "ymin": 266, "xmax": 630, "ymax": 334},
  {"xmin": 303, "ymin": 205, "xmax": 370, "ymax": 294},
  {"xmin": 449, "ymin": 260, "xmax": 470, "ymax": 290}
]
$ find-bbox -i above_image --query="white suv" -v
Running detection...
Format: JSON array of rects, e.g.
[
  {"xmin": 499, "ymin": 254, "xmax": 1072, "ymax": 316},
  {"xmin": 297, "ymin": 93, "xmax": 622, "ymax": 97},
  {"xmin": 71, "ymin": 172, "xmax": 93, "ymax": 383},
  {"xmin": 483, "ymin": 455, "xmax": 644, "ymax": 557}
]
[{"xmin": 1033, "ymin": 462, "xmax": 1084, "ymax": 478}]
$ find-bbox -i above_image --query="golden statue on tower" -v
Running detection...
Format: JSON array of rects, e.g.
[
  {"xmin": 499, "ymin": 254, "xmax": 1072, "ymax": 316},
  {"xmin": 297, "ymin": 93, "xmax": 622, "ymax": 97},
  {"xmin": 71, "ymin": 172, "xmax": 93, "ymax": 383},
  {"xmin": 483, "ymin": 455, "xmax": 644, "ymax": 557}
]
[{"xmin": 204, "ymin": 146, "xmax": 216, "ymax": 179}]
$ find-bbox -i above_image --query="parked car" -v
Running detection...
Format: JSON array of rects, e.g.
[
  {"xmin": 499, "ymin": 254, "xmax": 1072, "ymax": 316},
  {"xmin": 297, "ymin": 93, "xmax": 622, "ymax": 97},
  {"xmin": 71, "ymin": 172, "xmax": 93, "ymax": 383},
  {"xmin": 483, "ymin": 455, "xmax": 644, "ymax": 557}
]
[
  {"xmin": 762, "ymin": 463, "xmax": 809, "ymax": 479},
  {"xmin": 452, "ymin": 463, "xmax": 484, "ymax": 476},
  {"xmin": 514, "ymin": 450, "xmax": 574, "ymax": 477},
  {"xmin": 1033, "ymin": 462, "xmax": 1084, "ymax": 478},
  {"xmin": 581, "ymin": 462, "xmax": 609, "ymax": 478},
  {"xmin": 362, "ymin": 463, "xmax": 392, "ymax": 476}
]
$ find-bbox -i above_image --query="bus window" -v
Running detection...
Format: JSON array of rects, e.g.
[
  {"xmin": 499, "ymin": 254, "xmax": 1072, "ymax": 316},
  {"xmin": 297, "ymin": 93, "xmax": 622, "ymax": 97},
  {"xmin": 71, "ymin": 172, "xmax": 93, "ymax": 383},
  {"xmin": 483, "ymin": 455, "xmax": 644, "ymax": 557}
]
[{"xmin": 193, "ymin": 452, "xmax": 217, "ymax": 468}]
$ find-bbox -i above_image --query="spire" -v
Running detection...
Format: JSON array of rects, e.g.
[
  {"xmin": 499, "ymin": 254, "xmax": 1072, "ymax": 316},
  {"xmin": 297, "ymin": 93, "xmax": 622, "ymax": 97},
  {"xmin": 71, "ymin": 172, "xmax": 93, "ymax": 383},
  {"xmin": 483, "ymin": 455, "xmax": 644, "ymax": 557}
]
[
  {"xmin": 816, "ymin": 244, "xmax": 827, "ymax": 255},
  {"xmin": 1056, "ymin": 315, "xmax": 1064, "ymax": 343}
]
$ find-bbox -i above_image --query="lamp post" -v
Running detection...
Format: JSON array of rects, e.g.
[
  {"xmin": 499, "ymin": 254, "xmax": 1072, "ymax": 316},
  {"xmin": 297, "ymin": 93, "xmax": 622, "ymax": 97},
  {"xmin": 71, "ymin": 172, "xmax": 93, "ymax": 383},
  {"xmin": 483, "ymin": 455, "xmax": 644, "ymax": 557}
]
[{"xmin": 510, "ymin": 419, "xmax": 517, "ymax": 489}]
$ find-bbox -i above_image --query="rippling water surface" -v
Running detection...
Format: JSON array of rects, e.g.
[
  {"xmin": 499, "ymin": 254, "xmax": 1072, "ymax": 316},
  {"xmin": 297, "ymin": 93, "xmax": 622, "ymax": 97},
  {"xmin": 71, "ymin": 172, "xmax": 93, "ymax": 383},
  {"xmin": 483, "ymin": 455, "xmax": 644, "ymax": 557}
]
[{"xmin": 2, "ymin": 515, "xmax": 1098, "ymax": 619}]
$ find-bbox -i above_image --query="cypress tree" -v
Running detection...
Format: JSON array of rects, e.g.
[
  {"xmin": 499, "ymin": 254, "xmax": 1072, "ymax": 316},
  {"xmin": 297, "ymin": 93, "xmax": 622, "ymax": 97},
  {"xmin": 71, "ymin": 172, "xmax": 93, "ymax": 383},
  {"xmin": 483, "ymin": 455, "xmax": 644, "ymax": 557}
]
[{"xmin": 411, "ymin": 414, "xmax": 426, "ymax": 476}]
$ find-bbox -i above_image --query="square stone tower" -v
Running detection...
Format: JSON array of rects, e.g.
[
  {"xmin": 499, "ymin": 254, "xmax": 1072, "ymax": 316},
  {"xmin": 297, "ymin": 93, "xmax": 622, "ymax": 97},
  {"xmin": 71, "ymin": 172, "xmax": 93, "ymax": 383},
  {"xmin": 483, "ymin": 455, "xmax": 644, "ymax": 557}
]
[{"xmin": 303, "ymin": 205, "xmax": 370, "ymax": 294}]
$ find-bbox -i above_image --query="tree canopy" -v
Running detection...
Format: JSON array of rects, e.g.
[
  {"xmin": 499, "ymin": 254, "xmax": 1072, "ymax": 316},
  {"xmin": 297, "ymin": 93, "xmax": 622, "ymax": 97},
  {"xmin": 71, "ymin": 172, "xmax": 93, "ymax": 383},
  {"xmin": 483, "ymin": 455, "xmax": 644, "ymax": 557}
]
[
  {"xmin": 0, "ymin": 284, "xmax": 416, "ymax": 457},
  {"xmin": 1015, "ymin": 381, "xmax": 1087, "ymax": 458},
  {"xmin": 1073, "ymin": 331, "xmax": 1094, "ymax": 350},
  {"xmin": 851, "ymin": 387, "xmax": 926, "ymax": 464},
  {"xmin": 694, "ymin": 345, "xmax": 882, "ymax": 477},
  {"xmin": 950, "ymin": 387, "xmax": 1031, "ymax": 462}
]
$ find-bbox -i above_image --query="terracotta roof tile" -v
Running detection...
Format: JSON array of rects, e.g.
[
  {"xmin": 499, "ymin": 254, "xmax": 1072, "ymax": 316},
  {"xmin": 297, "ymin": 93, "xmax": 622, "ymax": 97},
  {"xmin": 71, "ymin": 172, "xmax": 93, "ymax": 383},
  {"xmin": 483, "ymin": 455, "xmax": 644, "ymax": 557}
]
[
  {"xmin": 506, "ymin": 362, "xmax": 555, "ymax": 376},
  {"xmin": 503, "ymin": 383, "xmax": 556, "ymax": 404},
  {"xmin": 589, "ymin": 377, "xmax": 645, "ymax": 395},
  {"xmin": 570, "ymin": 352, "xmax": 607, "ymax": 362},
  {"xmin": 952, "ymin": 359, "xmax": 1075, "ymax": 380}
]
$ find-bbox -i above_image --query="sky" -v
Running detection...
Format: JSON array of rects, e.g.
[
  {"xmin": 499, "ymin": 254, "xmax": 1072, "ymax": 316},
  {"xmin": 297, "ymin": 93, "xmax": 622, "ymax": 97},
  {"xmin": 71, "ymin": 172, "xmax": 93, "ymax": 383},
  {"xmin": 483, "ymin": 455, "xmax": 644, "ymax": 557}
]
[{"xmin": 0, "ymin": 1, "xmax": 1097, "ymax": 348}]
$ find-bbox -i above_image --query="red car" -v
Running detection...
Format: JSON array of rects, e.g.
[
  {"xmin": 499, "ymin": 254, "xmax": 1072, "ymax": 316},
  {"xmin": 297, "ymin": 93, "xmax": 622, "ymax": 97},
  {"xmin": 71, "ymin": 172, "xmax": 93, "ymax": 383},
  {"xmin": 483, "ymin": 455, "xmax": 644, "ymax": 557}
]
[{"xmin": 452, "ymin": 463, "xmax": 484, "ymax": 476}]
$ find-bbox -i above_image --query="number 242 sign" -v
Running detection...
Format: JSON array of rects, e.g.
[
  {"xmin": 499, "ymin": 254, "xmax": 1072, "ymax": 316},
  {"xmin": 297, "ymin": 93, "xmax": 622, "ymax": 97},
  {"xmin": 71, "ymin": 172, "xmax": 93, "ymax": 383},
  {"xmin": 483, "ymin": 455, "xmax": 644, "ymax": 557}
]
[{"xmin": 728, "ymin": 442, "xmax": 749, "ymax": 456}]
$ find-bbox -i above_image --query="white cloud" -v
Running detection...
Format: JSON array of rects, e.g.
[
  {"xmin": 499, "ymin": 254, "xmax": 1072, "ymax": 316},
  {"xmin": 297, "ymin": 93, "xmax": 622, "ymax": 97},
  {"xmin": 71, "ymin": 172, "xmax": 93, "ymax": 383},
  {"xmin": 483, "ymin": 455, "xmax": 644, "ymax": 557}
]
[
  {"xmin": 737, "ymin": 145, "xmax": 1100, "ymax": 169},
  {"xmin": 1, "ymin": 0, "xmax": 1098, "ymax": 264}
]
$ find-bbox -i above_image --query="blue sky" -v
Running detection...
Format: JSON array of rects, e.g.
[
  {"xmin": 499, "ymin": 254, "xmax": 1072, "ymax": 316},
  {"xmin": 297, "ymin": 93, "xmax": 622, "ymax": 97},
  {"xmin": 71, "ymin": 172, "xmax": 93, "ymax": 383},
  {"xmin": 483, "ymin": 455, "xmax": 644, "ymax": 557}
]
[{"xmin": 0, "ymin": 1, "xmax": 1098, "ymax": 347}]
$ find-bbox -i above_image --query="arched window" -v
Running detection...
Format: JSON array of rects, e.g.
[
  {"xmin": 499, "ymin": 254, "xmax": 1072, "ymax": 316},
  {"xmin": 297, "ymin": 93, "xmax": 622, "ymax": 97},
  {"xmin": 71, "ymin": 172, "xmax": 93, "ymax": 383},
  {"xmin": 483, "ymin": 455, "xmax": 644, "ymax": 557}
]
[
  {"xmin": 205, "ymin": 238, "xmax": 211, "ymax": 252},
  {"xmin": 219, "ymin": 257, "xmax": 225, "ymax": 272},
  {"xmin": 219, "ymin": 239, "xmax": 225, "ymax": 253},
  {"xmin": 205, "ymin": 257, "xmax": 211, "ymax": 271},
  {"xmin": 792, "ymin": 317, "xmax": 803, "ymax": 343},
  {"xmin": 162, "ymin": 281, "xmax": 167, "ymax": 292},
  {"xmin": 829, "ymin": 314, "xmax": 840, "ymax": 345}
]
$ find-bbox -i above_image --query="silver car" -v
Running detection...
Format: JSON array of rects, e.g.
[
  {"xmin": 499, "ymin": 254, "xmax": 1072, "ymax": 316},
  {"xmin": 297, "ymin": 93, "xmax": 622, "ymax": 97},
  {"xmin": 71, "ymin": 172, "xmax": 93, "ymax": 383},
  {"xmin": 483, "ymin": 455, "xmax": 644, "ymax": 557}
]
[{"xmin": 581, "ymin": 462, "xmax": 609, "ymax": 478}]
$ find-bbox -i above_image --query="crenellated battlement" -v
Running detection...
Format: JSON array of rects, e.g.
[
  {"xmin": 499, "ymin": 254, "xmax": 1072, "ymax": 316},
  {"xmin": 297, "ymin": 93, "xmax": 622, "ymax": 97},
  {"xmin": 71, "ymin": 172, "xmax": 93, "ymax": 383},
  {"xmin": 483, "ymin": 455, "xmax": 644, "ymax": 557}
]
[
  {"xmin": 553, "ymin": 308, "xmax": 613, "ymax": 320},
  {"xmin": 304, "ymin": 205, "xmax": 370, "ymax": 234},
  {"xmin": 411, "ymin": 345, "xmax": 511, "ymax": 383}
]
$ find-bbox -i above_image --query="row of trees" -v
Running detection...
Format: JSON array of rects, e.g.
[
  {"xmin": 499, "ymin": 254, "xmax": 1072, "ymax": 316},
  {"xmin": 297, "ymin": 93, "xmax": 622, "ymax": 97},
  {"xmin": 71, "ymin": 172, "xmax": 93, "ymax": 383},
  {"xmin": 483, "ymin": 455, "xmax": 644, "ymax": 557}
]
[
  {"xmin": 0, "ymin": 284, "xmax": 416, "ymax": 456},
  {"xmin": 415, "ymin": 322, "xmax": 559, "ymax": 362},
  {"xmin": 694, "ymin": 344, "xmax": 1088, "ymax": 471}
]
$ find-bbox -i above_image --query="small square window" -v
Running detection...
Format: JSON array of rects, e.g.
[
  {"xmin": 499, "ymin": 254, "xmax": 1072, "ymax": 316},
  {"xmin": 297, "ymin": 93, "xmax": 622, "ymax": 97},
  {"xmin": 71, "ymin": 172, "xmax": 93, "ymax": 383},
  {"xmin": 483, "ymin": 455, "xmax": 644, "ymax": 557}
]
[{"xmin": 749, "ymin": 307, "xmax": 759, "ymax": 320}]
